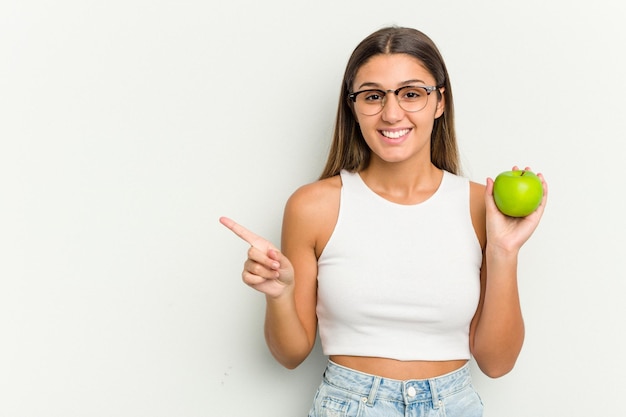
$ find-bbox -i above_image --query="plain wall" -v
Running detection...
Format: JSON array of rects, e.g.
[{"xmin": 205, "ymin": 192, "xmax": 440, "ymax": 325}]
[{"xmin": 2, "ymin": 1, "xmax": 625, "ymax": 416}]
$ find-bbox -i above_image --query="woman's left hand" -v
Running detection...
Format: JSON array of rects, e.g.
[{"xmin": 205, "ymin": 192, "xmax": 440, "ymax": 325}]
[{"xmin": 484, "ymin": 166, "xmax": 548, "ymax": 254}]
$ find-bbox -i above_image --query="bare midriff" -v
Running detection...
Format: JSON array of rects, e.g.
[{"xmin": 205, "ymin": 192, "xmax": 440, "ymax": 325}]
[{"xmin": 330, "ymin": 355, "xmax": 468, "ymax": 380}]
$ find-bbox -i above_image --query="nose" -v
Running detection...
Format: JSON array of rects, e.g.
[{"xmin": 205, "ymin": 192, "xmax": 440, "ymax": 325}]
[{"xmin": 381, "ymin": 93, "xmax": 404, "ymax": 123}]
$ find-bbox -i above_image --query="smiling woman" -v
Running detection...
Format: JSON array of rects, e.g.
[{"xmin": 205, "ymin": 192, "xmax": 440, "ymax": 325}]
[{"xmin": 220, "ymin": 26, "xmax": 548, "ymax": 417}]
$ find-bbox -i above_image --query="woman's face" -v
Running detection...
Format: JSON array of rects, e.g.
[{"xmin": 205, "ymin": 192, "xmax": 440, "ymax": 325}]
[{"xmin": 351, "ymin": 53, "xmax": 445, "ymax": 167}]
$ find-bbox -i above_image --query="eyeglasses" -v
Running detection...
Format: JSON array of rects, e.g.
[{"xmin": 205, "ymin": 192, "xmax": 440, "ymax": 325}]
[{"xmin": 348, "ymin": 85, "xmax": 440, "ymax": 116}]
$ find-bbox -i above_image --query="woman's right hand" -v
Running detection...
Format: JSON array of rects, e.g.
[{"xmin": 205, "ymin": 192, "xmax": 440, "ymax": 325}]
[{"xmin": 219, "ymin": 216, "xmax": 294, "ymax": 299}]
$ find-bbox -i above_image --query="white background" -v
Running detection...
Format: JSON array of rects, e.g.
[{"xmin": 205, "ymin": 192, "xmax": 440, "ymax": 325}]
[{"xmin": 2, "ymin": 1, "xmax": 625, "ymax": 416}]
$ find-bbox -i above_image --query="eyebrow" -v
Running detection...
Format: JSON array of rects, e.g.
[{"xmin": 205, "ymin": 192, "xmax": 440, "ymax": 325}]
[{"xmin": 356, "ymin": 79, "xmax": 428, "ymax": 90}]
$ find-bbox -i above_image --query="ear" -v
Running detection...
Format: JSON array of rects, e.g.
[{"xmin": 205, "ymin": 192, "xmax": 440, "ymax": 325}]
[{"xmin": 434, "ymin": 87, "xmax": 446, "ymax": 119}]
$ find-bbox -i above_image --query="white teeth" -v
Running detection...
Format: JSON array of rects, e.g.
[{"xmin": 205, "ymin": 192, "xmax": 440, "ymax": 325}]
[{"xmin": 381, "ymin": 129, "xmax": 410, "ymax": 139}]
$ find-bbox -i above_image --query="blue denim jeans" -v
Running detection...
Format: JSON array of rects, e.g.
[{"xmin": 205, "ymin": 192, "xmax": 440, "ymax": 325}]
[{"xmin": 308, "ymin": 360, "xmax": 483, "ymax": 417}]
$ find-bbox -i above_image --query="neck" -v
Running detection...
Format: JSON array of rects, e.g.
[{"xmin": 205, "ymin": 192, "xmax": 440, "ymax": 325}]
[{"xmin": 359, "ymin": 160, "xmax": 443, "ymax": 205}]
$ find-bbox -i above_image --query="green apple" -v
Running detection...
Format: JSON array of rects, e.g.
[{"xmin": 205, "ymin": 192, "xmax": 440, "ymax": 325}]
[{"xmin": 493, "ymin": 170, "xmax": 543, "ymax": 217}]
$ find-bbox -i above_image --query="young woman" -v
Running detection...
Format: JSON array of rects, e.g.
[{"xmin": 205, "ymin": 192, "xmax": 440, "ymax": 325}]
[{"xmin": 220, "ymin": 26, "xmax": 547, "ymax": 417}]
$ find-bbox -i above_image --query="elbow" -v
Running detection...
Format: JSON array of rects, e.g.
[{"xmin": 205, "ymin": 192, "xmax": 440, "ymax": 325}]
[
  {"xmin": 271, "ymin": 351, "xmax": 308, "ymax": 370},
  {"xmin": 267, "ymin": 342, "xmax": 313, "ymax": 370},
  {"xmin": 280, "ymin": 358, "xmax": 305, "ymax": 370},
  {"xmin": 480, "ymin": 363, "xmax": 515, "ymax": 379},
  {"xmin": 471, "ymin": 334, "xmax": 524, "ymax": 378},
  {"xmin": 474, "ymin": 354, "xmax": 518, "ymax": 378},
  {"xmin": 472, "ymin": 347, "xmax": 520, "ymax": 378}
]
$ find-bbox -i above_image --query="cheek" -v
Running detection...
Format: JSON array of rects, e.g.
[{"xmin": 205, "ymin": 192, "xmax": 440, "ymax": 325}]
[
  {"xmin": 357, "ymin": 124, "xmax": 379, "ymax": 148},
  {"xmin": 355, "ymin": 115, "xmax": 376, "ymax": 134},
  {"xmin": 354, "ymin": 112, "xmax": 366, "ymax": 126}
]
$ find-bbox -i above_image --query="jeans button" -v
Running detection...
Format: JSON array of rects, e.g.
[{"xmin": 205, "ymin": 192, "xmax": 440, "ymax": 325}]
[{"xmin": 407, "ymin": 386, "xmax": 417, "ymax": 397}]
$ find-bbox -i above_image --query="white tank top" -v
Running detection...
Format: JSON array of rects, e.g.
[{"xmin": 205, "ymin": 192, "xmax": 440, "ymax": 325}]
[{"xmin": 316, "ymin": 169, "xmax": 482, "ymax": 361}]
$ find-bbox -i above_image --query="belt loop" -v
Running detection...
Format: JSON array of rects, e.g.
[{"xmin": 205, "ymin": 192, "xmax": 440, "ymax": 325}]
[
  {"xmin": 428, "ymin": 378, "xmax": 441, "ymax": 409},
  {"xmin": 366, "ymin": 376, "xmax": 381, "ymax": 406}
]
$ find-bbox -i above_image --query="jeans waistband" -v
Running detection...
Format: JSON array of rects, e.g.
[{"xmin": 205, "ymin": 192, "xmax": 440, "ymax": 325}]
[{"xmin": 322, "ymin": 360, "xmax": 472, "ymax": 406}]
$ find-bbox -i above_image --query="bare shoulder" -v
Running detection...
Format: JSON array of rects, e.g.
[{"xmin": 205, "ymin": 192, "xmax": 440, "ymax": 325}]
[
  {"xmin": 469, "ymin": 180, "xmax": 486, "ymax": 202},
  {"xmin": 469, "ymin": 180, "xmax": 487, "ymax": 249},
  {"xmin": 285, "ymin": 176, "xmax": 341, "ymax": 215},
  {"xmin": 283, "ymin": 176, "xmax": 342, "ymax": 257}
]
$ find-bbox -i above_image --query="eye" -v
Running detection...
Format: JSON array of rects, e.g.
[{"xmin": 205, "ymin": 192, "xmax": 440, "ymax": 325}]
[
  {"xmin": 400, "ymin": 87, "xmax": 427, "ymax": 101},
  {"xmin": 362, "ymin": 90, "xmax": 385, "ymax": 102}
]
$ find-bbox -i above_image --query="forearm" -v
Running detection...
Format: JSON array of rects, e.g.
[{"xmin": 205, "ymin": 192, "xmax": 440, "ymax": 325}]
[
  {"xmin": 473, "ymin": 246, "xmax": 525, "ymax": 377},
  {"xmin": 264, "ymin": 291, "xmax": 314, "ymax": 369}
]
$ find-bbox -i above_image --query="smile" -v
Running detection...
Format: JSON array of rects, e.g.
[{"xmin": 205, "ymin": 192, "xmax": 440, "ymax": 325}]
[{"xmin": 380, "ymin": 129, "xmax": 411, "ymax": 139}]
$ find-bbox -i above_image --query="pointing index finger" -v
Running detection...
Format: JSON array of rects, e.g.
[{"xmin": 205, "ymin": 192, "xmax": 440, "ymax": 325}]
[{"xmin": 219, "ymin": 216, "xmax": 273, "ymax": 250}]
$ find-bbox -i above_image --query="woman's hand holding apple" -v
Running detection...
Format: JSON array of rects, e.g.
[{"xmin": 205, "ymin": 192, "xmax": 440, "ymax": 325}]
[{"xmin": 485, "ymin": 167, "xmax": 548, "ymax": 253}]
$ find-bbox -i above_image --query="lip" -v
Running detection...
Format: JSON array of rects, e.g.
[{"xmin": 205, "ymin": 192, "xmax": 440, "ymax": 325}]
[{"xmin": 378, "ymin": 128, "xmax": 412, "ymax": 144}]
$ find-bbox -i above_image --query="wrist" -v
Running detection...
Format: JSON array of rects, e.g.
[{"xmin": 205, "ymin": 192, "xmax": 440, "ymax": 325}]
[
  {"xmin": 486, "ymin": 243, "xmax": 519, "ymax": 260},
  {"xmin": 265, "ymin": 282, "xmax": 295, "ymax": 302}
]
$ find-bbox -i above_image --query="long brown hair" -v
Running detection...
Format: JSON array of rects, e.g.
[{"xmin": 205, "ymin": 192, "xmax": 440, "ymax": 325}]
[{"xmin": 319, "ymin": 27, "xmax": 459, "ymax": 179}]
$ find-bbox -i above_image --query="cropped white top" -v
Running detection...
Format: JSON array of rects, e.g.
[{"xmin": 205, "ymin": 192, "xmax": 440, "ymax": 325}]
[{"xmin": 316, "ymin": 169, "xmax": 482, "ymax": 361}]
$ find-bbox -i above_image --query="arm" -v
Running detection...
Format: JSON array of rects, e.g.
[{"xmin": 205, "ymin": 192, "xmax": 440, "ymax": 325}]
[
  {"xmin": 219, "ymin": 182, "xmax": 326, "ymax": 369},
  {"xmin": 264, "ymin": 185, "xmax": 321, "ymax": 369},
  {"xmin": 469, "ymin": 169, "xmax": 548, "ymax": 378}
]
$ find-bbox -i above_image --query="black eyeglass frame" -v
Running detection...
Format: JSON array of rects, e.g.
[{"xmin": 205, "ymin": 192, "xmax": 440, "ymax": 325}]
[{"xmin": 347, "ymin": 85, "xmax": 442, "ymax": 113}]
